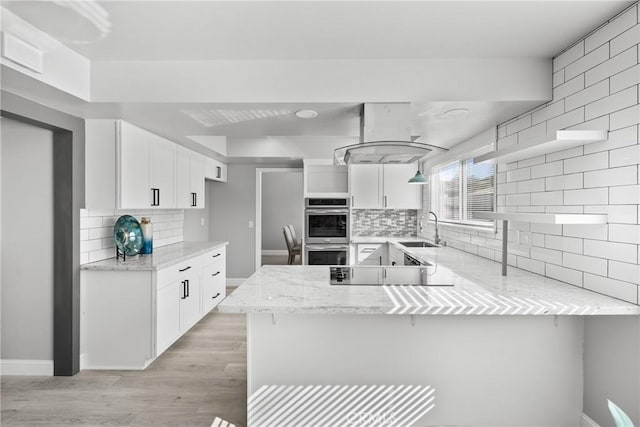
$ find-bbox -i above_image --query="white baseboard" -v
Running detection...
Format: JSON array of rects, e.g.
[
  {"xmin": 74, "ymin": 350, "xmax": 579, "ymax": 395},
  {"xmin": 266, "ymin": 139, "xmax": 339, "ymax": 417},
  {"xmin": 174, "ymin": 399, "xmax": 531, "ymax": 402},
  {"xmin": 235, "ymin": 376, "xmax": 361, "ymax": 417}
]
[
  {"xmin": 261, "ymin": 250, "xmax": 288, "ymax": 256},
  {"xmin": 79, "ymin": 352, "xmax": 87, "ymax": 370},
  {"xmin": 227, "ymin": 278, "xmax": 248, "ymax": 287},
  {"xmin": 581, "ymin": 413, "xmax": 601, "ymax": 427},
  {"xmin": 1, "ymin": 359, "xmax": 53, "ymax": 376}
]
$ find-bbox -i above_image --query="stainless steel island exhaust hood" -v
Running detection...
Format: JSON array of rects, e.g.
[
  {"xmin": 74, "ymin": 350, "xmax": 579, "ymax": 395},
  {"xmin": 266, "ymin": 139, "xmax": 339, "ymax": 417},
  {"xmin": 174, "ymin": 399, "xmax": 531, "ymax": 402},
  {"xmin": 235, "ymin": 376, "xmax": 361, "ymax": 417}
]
[{"xmin": 334, "ymin": 103, "xmax": 448, "ymax": 165}]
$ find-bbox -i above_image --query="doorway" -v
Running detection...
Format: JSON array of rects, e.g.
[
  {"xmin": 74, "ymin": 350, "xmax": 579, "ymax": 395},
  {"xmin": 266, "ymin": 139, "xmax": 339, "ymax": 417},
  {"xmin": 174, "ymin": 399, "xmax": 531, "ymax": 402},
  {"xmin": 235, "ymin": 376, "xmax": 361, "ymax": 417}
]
[
  {"xmin": 1, "ymin": 117, "xmax": 55, "ymax": 374},
  {"xmin": 255, "ymin": 168, "xmax": 303, "ymax": 269}
]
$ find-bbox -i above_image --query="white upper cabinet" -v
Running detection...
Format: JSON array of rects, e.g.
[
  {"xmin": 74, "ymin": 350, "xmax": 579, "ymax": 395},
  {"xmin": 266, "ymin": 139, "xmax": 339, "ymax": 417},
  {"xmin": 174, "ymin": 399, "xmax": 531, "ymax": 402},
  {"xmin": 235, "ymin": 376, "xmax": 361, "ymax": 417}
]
[
  {"xmin": 382, "ymin": 164, "xmax": 421, "ymax": 209},
  {"xmin": 349, "ymin": 164, "xmax": 421, "ymax": 209},
  {"xmin": 118, "ymin": 121, "xmax": 152, "ymax": 208},
  {"xmin": 176, "ymin": 147, "xmax": 206, "ymax": 209},
  {"xmin": 149, "ymin": 135, "xmax": 176, "ymax": 208},
  {"xmin": 204, "ymin": 157, "xmax": 228, "ymax": 182},
  {"xmin": 350, "ymin": 165, "xmax": 383, "ymax": 208},
  {"xmin": 303, "ymin": 159, "xmax": 349, "ymax": 197}
]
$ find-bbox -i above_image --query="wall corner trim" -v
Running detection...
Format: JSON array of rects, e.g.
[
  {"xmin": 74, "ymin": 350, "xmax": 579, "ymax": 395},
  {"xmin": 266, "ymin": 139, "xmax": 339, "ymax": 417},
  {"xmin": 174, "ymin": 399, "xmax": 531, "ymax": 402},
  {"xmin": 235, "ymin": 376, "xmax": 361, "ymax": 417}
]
[
  {"xmin": 0, "ymin": 359, "xmax": 54, "ymax": 376},
  {"xmin": 581, "ymin": 413, "xmax": 601, "ymax": 427}
]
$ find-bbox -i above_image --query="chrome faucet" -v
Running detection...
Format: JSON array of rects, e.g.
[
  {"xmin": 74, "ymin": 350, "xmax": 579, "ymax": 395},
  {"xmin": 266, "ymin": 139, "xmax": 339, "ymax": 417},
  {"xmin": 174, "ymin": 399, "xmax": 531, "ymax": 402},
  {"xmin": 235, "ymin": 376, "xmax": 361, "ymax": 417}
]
[{"xmin": 428, "ymin": 211, "xmax": 441, "ymax": 245}]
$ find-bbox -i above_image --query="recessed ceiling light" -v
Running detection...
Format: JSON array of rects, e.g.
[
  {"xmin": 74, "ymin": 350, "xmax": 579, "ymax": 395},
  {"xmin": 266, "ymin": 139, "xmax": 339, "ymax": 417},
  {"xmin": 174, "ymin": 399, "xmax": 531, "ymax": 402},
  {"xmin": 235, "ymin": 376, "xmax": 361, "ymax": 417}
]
[
  {"xmin": 441, "ymin": 108, "xmax": 469, "ymax": 118},
  {"xmin": 294, "ymin": 109, "xmax": 318, "ymax": 119}
]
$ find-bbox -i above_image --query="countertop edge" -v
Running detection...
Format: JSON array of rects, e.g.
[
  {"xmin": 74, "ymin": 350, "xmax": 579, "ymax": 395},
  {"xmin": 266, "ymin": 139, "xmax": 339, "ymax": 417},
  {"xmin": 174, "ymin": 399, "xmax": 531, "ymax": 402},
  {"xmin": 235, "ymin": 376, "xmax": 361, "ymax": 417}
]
[{"xmin": 81, "ymin": 241, "xmax": 229, "ymax": 271}]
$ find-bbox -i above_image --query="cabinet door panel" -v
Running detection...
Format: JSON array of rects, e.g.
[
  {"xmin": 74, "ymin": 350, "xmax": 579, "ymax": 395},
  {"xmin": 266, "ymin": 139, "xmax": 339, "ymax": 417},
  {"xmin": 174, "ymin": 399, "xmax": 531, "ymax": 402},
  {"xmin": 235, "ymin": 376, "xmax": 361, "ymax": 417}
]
[
  {"xmin": 118, "ymin": 122, "xmax": 151, "ymax": 209},
  {"xmin": 176, "ymin": 147, "xmax": 192, "ymax": 208},
  {"xmin": 350, "ymin": 165, "xmax": 383, "ymax": 208},
  {"xmin": 190, "ymin": 153, "xmax": 205, "ymax": 208},
  {"xmin": 156, "ymin": 283, "xmax": 180, "ymax": 355},
  {"xmin": 150, "ymin": 137, "xmax": 176, "ymax": 208},
  {"xmin": 383, "ymin": 164, "xmax": 421, "ymax": 209},
  {"xmin": 179, "ymin": 272, "xmax": 201, "ymax": 332}
]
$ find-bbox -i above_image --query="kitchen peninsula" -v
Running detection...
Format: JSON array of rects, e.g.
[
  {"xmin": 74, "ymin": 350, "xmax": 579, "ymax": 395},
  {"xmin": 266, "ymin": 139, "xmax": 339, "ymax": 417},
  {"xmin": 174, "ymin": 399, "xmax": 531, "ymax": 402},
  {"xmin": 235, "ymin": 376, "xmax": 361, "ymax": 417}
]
[{"xmin": 219, "ymin": 241, "xmax": 640, "ymax": 426}]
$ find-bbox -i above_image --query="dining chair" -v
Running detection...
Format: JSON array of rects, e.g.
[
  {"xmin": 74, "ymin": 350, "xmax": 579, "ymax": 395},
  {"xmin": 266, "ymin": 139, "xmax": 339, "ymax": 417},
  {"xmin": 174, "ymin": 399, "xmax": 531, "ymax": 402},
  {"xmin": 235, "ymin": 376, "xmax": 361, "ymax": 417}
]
[{"xmin": 283, "ymin": 226, "xmax": 301, "ymax": 265}]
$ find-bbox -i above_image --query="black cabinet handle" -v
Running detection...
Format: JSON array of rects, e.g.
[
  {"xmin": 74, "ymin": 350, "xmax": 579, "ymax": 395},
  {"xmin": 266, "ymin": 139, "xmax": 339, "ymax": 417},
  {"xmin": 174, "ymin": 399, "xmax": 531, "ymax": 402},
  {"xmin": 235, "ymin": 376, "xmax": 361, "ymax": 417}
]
[
  {"xmin": 181, "ymin": 280, "xmax": 187, "ymax": 299},
  {"xmin": 191, "ymin": 192, "xmax": 197, "ymax": 207},
  {"xmin": 179, "ymin": 266, "xmax": 191, "ymax": 272},
  {"xmin": 216, "ymin": 166, "xmax": 221, "ymax": 179},
  {"xmin": 211, "ymin": 253, "xmax": 221, "ymax": 258},
  {"xmin": 212, "ymin": 293, "xmax": 220, "ymax": 299},
  {"xmin": 151, "ymin": 188, "xmax": 160, "ymax": 206},
  {"xmin": 211, "ymin": 271, "xmax": 220, "ymax": 277},
  {"xmin": 185, "ymin": 279, "xmax": 190, "ymax": 298}
]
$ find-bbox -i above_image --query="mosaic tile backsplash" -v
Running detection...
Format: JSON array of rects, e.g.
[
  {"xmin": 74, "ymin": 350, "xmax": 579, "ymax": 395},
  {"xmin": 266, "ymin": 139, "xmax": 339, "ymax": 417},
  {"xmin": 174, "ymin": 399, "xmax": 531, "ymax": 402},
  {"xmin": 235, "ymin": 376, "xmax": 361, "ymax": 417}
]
[{"xmin": 351, "ymin": 209, "xmax": 417, "ymax": 237}]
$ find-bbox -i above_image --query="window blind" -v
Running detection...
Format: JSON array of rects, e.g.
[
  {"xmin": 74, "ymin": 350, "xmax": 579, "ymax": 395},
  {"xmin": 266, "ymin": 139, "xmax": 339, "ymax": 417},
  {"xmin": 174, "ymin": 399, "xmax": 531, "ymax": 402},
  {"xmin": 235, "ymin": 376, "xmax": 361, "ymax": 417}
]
[
  {"xmin": 464, "ymin": 159, "xmax": 495, "ymax": 222},
  {"xmin": 435, "ymin": 161, "xmax": 461, "ymax": 221}
]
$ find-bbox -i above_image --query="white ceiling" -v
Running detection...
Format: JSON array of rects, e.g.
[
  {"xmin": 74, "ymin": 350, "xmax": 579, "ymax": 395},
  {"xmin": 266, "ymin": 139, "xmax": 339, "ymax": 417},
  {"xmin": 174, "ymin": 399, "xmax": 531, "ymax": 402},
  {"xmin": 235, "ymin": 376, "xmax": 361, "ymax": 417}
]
[{"xmin": 1, "ymin": 0, "xmax": 634, "ymax": 161}]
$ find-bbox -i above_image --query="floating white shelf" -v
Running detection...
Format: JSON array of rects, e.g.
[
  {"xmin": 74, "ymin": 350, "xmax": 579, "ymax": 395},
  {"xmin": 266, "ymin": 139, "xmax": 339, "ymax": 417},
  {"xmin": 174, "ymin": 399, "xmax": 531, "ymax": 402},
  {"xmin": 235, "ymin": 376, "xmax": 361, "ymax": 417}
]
[
  {"xmin": 474, "ymin": 130, "xmax": 608, "ymax": 164},
  {"xmin": 474, "ymin": 212, "xmax": 608, "ymax": 225}
]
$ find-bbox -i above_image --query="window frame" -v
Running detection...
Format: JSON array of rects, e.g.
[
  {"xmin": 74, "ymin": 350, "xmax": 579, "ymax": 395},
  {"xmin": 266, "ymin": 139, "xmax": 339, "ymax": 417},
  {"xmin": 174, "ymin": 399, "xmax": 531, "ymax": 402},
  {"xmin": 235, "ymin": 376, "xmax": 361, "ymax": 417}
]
[{"xmin": 428, "ymin": 154, "xmax": 497, "ymax": 230}]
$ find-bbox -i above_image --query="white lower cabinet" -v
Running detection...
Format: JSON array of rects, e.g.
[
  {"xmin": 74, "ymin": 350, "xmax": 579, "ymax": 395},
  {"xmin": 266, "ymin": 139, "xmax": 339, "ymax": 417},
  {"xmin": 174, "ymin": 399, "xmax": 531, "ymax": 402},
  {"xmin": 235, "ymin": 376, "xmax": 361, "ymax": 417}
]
[
  {"xmin": 81, "ymin": 245, "xmax": 226, "ymax": 370},
  {"xmin": 388, "ymin": 243, "xmax": 405, "ymax": 266},
  {"xmin": 357, "ymin": 243, "xmax": 388, "ymax": 265}
]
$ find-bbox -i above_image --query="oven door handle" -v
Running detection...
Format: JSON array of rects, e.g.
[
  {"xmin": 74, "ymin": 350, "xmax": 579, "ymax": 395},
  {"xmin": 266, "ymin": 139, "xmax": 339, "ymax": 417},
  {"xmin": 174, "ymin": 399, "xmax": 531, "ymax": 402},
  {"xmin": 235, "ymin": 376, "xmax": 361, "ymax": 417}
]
[
  {"xmin": 305, "ymin": 209, "xmax": 349, "ymax": 214},
  {"xmin": 307, "ymin": 246, "xmax": 349, "ymax": 250}
]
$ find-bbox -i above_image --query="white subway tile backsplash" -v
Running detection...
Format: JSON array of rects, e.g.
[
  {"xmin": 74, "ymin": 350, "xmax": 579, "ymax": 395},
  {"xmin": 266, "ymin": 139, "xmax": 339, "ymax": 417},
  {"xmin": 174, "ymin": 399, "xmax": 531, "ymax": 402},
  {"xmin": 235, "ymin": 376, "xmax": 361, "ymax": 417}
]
[
  {"xmin": 530, "ymin": 246, "xmax": 563, "ymax": 265},
  {"xmin": 611, "ymin": 63, "xmax": 640, "ymax": 94},
  {"xmin": 553, "ymin": 74, "xmax": 585, "ymax": 101},
  {"xmin": 506, "ymin": 194, "xmax": 531, "ymax": 206},
  {"xmin": 584, "ymin": 273, "xmax": 638, "ymax": 303},
  {"xmin": 564, "ymin": 188, "xmax": 609, "ymax": 205},
  {"xmin": 517, "ymin": 179, "xmax": 546, "ymax": 193},
  {"xmin": 547, "ymin": 108, "xmax": 586, "ymax": 133},
  {"xmin": 518, "ymin": 122, "xmax": 547, "ymax": 143},
  {"xmin": 496, "ymin": 133, "xmax": 518, "ymax": 151},
  {"xmin": 585, "ymin": 86, "xmax": 638, "ymax": 121},
  {"xmin": 531, "ymin": 191, "xmax": 564, "ymax": 205},
  {"xmin": 506, "ymin": 115, "xmax": 532, "ymax": 136},
  {"xmin": 564, "ymin": 224, "xmax": 608, "ymax": 240},
  {"xmin": 584, "ymin": 165, "xmax": 638, "ymax": 188},
  {"xmin": 585, "ymin": 204, "xmax": 638, "ymax": 224},
  {"xmin": 546, "ymin": 146, "xmax": 584, "ymax": 162},
  {"xmin": 565, "ymin": 44, "xmax": 609, "ymax": 80},
  {"xmin": 610, "ymin": 104, "xmax": 640, "ymax": 130},
  {"xmin": 531, "ymin": 223, "xmax": 563, "ymax": 235},
  {"xmin": 545, "ymin": 235, "xmax": 583, "ymax": 254},
  {"xmin": 81, "ymin": 239, "xmax": 102, "ymax": 253},
  {"xmin": 517, "ymin": 256, "xmax": 545, "ymax": 275},
  {"xmin": 584, "ymin": 239, "xmax": 638, "ymax": 264},
  {"xmin": 80, "ymin": 216, "xmax": 102, "ymax": 229},
  {"xmin": 609, "ymin": 224, "xmax": 640, "ymax": 244},
  {"xmin": 565, "ymin": 80, "xmax": 609, "ymax": 111},
  {"xmin": 564, "ymin": 151, "xmax": 609, "ymax": 173},
  {"xmin": 563, "ymin": 252, "xmax": 608, "ymax": 276},
  {"xmin": 546, "ymin": 264, "xmax": 584, "ymax": 287},
  {"xmin": 498, "ymin": 182, "xmax": 518, "ymax": 195},
  {"xmin": 506, "ymin": 168, "xmax": 531, "ymax": 182},
  {"xmin": 545, "ymin": 173, "xmax": 583, "ymax": 191},
  {"xmin": 88, "ymin": 227, "xmax": 112, "ymax": 240},
  {"xmin": 609, "ymin": 185, "xmax": 640, "ymax": 204},
  {"xmin": 585, "ymin": 46, "xmax": 638, "ymax": 87},
  {"xmin": 545, "ymin": 205, "xmax": 584, "ymax": 214},
  {"xmin": 611, "ymin": 22, "xmax": 640, "ymax": 56},
  {"xmin": 585, "ymin": 7, "xmax": 637, "ymax": 53},
  {"xmin": 517, "ymin": 155, "xmax": 546, "ymax": 169},
  {"xmin": 531, "ymin": 161, "xmax": 564, "ymax": 179},
  {"xmin": 554, "ymin": 41, "xmax": 585, "ymax": 70},
  {"xmin": 553, "ymin": 69, "xmax": 565, "ymax": 88},
  {"xmin": 610, "ymin": 145, "xmax": 640, "ymax": 167},
  {"xmin": 609, "ymin": 260, "xmax": 640, "ymax": 284},
  {"xmin": 584, "ymin": 124, "xmax": 638, "ymax": 154},
  {"xmin": 532, "ymin": 101, "xmax": 564, "ymax": 125}
]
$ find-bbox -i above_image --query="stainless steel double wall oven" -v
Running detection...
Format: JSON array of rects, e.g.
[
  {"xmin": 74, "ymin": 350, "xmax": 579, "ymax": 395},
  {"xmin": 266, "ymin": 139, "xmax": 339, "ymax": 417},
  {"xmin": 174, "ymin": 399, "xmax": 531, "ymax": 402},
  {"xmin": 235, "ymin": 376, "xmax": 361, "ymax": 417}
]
[{"xmin": 304, "ymin": 198, "xmax": 349, "ymax": 265}]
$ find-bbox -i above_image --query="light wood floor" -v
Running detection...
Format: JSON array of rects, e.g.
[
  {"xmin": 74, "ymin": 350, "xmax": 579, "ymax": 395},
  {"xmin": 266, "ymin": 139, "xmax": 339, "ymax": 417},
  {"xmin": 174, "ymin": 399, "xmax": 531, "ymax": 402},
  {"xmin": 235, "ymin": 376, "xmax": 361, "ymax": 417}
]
[{"xmin": 1, "ymin": 306, "xmax": 247, "ymax": 427}]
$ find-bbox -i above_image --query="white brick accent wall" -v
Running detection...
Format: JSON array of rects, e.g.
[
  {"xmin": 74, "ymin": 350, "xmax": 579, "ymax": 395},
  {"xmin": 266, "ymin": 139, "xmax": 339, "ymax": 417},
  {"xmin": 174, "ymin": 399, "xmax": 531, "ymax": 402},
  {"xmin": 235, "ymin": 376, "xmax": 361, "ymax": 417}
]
[
  {"xmin": 80, "ymin": 209, "xmax": 184, "ymax": 264},
  {"xmin": 422, "ymin": 2, "xmax": 640, "ymax": 304}
]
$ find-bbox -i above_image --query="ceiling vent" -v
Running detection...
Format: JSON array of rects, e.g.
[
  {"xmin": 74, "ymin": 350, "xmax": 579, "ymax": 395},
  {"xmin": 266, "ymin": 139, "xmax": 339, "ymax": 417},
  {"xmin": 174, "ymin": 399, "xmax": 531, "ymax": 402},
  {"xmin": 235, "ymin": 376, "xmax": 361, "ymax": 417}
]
[{"xmin": 334, "ymin": 103, "xmax": 447, "ymax": 164}]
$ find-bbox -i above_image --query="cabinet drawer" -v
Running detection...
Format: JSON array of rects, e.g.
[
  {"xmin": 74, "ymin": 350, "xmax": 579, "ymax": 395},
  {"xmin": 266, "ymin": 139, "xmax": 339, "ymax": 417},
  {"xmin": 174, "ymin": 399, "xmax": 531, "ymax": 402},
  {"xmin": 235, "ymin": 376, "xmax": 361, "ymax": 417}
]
[
  {"xmin": 156, "ymin": 257, "xmax": 203, "ymax": 289},
  {"xmin": 202, "ymin": 263, "xmax": 226, "ymax": 313},
  {"xmin": 201, "ymin": 246, "xmax": 226, "ymax": 268}
]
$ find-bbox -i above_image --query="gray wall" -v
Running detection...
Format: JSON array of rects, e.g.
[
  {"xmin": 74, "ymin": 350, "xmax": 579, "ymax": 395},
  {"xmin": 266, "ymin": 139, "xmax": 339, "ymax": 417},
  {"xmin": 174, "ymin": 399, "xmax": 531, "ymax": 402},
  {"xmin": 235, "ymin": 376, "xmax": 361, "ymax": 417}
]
[
  {"xmin": 261, "ymin": 171, "xmax": 303, "ymax": 251},
  {"xmin": 209, "ymin": 164, "xmax": 295, "ymax": 278},
  {"xmin": 1, "ymin": 91, "xmax": 85, "ymax": 375},
  {"xmin": 1, "ymin": 118, "xmax": 54, "ymax": 360},
  {"xmin": 584, "ymin": 316, "xmax": 640, "ymax": 426},
  {"xmin": 183, "ymin": 180, "xmax": 212, "ymax": 242}
]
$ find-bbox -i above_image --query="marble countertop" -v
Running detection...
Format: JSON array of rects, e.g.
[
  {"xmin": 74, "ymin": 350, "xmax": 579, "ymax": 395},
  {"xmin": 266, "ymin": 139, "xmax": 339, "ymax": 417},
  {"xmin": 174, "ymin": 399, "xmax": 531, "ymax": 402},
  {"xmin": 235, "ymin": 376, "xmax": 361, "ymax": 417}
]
[
  {"xmin": 219, "ymin": 238, "xmax": 640, "ymax": 316},
  {"xmin": 81, "ymin": 241, "xmax": 228, "ymax": 271}
]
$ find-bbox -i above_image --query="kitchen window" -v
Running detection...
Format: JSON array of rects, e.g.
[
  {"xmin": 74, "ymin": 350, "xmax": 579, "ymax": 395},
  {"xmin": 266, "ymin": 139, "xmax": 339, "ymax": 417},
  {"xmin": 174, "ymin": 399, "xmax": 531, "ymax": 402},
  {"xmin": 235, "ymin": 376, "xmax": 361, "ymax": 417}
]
[{"xmin": 430, "ymin": 157, "xmax": 495, "ymax": 227}]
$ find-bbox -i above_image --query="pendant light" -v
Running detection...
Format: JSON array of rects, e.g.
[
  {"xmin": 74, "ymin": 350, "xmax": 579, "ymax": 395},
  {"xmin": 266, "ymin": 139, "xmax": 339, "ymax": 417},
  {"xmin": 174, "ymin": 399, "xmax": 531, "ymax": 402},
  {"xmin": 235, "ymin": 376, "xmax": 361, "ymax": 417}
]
[{"xmin": 408, "ymin": 169, "xmax": 427, "ymax": 184}]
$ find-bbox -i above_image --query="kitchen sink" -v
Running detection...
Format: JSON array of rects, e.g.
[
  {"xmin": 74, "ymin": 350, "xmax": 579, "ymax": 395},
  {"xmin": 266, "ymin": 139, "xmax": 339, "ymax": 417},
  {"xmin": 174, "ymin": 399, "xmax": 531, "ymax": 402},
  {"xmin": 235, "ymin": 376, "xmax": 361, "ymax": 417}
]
[{"xmin": 398, "ymin": 241, "xmax": 438, "ymax": 248}]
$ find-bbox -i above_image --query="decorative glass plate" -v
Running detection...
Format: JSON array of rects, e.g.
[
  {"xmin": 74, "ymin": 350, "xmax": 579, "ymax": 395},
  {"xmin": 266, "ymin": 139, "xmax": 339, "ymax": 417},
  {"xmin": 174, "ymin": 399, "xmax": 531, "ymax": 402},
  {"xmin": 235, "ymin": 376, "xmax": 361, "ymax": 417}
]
[{"xmin": 113, "ymin": 215, "xmax": 143, "ymax": 256}]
